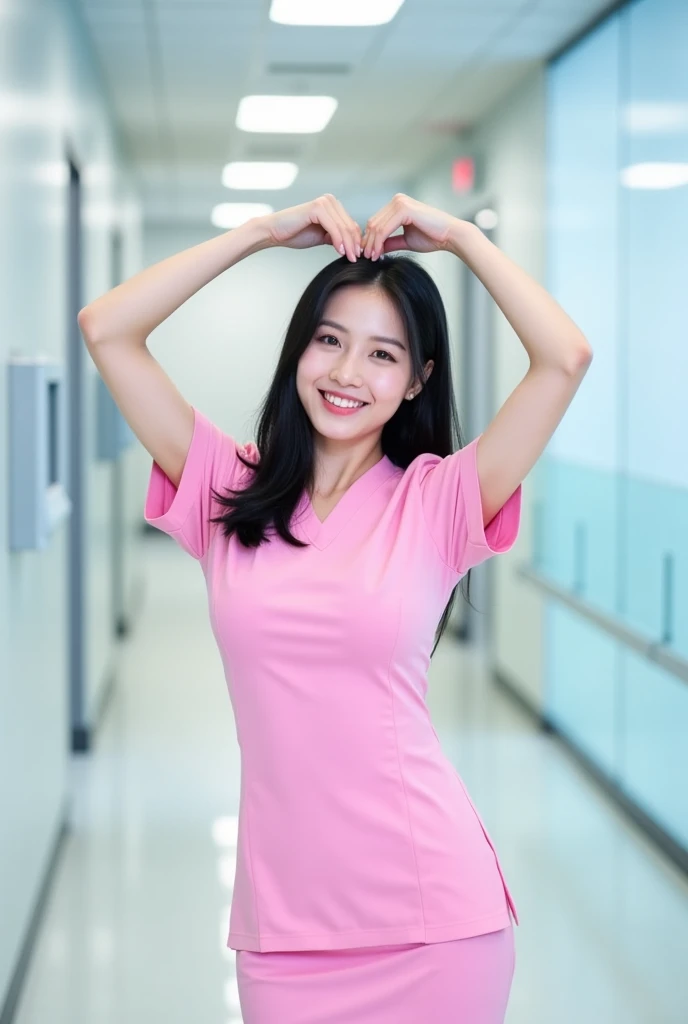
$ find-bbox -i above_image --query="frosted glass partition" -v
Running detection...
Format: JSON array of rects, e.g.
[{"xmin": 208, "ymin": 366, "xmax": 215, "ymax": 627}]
[
  {"xmin": 621, "ymin": 0, "xmax": 688, "ymax": 850},
  {"xmin": 544, "ymin": 0, "xmax": 688, "ymax": 852}
]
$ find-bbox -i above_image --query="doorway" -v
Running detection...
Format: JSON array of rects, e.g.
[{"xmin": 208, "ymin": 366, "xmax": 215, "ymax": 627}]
[{"xmin": 66, "ymin": 153, "xmax": 87, "ymax": 752}]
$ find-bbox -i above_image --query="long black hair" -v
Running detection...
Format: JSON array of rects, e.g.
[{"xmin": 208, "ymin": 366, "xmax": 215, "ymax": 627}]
[{"xmin": 210, "ymin": 253, "xmax": 476, "ymax": 657}]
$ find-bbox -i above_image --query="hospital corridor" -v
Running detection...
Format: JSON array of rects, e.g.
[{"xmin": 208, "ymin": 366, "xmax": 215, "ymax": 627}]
[{"xmin": 2, "ymin": 0, "xmax": 688, "ymax": 1022}]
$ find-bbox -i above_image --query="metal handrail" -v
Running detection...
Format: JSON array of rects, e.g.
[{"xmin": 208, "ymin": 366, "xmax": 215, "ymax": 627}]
[{"xmin": 517, "ymin": 563, "xmax": 688, "ymax": 686}]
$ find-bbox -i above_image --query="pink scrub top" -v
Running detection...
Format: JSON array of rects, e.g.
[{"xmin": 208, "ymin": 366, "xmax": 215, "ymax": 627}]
[{"xmin": 144, "ymin": 407, "xmax": 522, "ymax": 953}]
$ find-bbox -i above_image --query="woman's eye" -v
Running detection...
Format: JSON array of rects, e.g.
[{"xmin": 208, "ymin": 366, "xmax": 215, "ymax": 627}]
[{"xmin": 316, "ymin": 335, "xmax": 395, "ymax": 362}]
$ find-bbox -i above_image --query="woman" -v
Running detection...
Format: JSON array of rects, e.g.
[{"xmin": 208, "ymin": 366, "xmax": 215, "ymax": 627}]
[{"xmin": 78, "ymin": 193, "xmax": 592, "ymax": 1023}]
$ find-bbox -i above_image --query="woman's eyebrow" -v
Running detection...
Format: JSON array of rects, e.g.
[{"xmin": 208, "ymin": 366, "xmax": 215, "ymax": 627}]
[{"xmin": 318, "ymin": 318, "xmax": 406, "ymax": 351}]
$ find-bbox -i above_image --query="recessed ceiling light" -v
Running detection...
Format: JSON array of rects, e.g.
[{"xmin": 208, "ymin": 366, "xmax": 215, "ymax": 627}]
[
  {"xmin": 269, "ymin": 0, "xmax": 405, "ymax": 26},
  {"xmin": 236, "ymin": 95, "xmax": 338, "ymax": 134},
  {"xmin": 211, "ymin": 203, "xmax": 273, "ymax": 229},
  {"xmin": 222, "ymin": 162, "xmax": 298, "ymax": 190}
]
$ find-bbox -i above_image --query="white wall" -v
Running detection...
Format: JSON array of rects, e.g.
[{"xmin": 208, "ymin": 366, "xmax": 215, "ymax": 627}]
[
  {"xmin": 409, "ymin": 66, "xmax": 548, "ymax": 710},
  {"xmin": 0, "ymin": 0, "xmax": 142, "ymax": 1007}
]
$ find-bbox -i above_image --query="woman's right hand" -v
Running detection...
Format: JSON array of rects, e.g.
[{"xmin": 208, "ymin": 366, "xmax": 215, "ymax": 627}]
[{"xmin": 256, "ymin": 195, "xmax": 362, "ymax": 263}]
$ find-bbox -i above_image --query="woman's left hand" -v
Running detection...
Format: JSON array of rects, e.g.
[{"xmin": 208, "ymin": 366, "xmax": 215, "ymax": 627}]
[{"xmin": 361, "ymin": 195, "xmax": 459, "ymax": 260}]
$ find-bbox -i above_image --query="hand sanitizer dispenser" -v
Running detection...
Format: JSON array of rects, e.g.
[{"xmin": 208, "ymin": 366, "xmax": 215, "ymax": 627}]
[{"xmin": 7, "ymin": 356, "xmax": 72, "ymax": 551}]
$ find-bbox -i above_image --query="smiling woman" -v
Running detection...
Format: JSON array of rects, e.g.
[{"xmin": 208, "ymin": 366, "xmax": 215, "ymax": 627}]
[{"xmin": 81, "ymin": 194, "xmax": 528, "ymax": 1024}]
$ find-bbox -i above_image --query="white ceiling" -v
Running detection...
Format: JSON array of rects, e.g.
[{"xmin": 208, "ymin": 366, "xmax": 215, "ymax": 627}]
[{"xmin": 77, "ymin": 0, "xmax": 617, "ymax": 225}]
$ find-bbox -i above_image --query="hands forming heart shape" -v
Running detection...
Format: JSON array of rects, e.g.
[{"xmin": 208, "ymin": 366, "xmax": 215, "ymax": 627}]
[{"xmin": 260, "ymin": 193, "xmax": 460, "ymax": 263}]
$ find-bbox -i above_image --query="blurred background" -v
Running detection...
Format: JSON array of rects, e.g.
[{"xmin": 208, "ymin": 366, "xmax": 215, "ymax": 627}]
[{"xmin": 1, "ymin": 0, "xmax": 688, "ymax": 1021}]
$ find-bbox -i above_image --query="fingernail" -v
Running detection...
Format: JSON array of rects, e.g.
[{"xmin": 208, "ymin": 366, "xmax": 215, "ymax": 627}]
[{"xmin": 339, "ymin": 243, "xmax": 345, "ymax": 255}]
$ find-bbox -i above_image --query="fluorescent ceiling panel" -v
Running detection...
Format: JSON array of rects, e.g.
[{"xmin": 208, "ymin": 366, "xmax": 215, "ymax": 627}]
[
  {"xmin": 211, "ymin": 203, "xmax": 274, "ymax": 228},
  {"xmin": 270, "ymin": 0, "xmax": 405, "ymax": 26},
  {"xmin": 236, "ymin": 95, "xmax": 338, "ymax": 133},
  {"xmin": 222, "ymin": 162, "xmax": 299, "ymax": 189}
]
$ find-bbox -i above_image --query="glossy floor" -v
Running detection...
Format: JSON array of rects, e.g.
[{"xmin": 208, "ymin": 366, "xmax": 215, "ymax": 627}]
[{"xmin": 13, "ymin": 534, "xmax": 688, "ymax": 1023}]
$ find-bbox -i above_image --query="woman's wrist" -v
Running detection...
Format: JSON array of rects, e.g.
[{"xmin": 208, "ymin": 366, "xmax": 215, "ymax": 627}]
[
  {"xmin": 445, "ymin": 218, "xmax": 479, "ymax": 256},
  {"xmin": 230, "ymin": 216, "xmax": 277, "ymax": 256}
]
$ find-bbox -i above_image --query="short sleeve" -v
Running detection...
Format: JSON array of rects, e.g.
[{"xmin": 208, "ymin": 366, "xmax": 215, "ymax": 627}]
[
  {"xmin": 144, "ymin": 406, "xmax": 257, "ymax": 562},
  {"xmin": 418, "ymin": 435, "xmax": 522, "ymax": 575}
]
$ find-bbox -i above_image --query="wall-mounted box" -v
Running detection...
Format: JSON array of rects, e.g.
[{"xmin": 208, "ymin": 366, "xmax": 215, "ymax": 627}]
[
  {"xmin": 95, "ymin": 375, "xmax": 135, "ymax": 461},
  {"xmin": 7, "ymin": 357, "xmax": 72, "ymax": 551}
]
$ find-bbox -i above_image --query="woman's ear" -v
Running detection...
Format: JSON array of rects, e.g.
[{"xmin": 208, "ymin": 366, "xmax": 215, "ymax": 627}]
[
  {"xmin": 417, "ymin": 360, "xmax": 434, "ymax": 391},
  {"xmin": 406, "ymin": 361, "xmax": 434, "ymax": 400}
]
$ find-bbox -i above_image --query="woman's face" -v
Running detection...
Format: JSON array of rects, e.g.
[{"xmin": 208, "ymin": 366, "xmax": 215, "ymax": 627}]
[{"xmin": 296, "ymin": 283, "xmax": 431, "ymax": 446}]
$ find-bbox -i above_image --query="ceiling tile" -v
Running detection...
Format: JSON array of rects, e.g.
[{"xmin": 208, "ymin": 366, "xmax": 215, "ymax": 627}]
[{"xmin": 74, "ymin": 0, "xmax": 619, "ymax": 223}]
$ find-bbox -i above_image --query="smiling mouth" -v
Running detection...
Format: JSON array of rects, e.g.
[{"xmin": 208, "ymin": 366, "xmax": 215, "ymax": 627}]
[{"xmin": 318, "ymin": 390, "xmax": 369, "ymax": 407}]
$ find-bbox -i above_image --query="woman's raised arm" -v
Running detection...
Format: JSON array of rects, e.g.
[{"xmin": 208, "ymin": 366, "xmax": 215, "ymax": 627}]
[
  {"xmin": 77, "ymin": 219, "xmax": 275, "ymax": 486},
  {"xmin": 77, "ymin": 196, "xmax": 361, "ymax": 488}
]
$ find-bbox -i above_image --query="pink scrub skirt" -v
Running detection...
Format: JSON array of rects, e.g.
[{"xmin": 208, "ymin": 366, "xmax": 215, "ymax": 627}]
[{"xmin": 235, "ymin": 925, "xmax": 515, "ymax": 1024}]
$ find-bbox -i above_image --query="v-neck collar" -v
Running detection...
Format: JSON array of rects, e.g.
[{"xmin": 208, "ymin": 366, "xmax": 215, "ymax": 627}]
[{"xmin": 295, "ymin": 454, "xmax": 397, "ymax": 549}]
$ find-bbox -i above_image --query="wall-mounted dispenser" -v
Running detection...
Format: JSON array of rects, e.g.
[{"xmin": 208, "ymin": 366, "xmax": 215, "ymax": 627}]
[
  {"xmin": 7, "ymin": 356, "xmax": 72, "ymax": 551},
  {"xmin": 95, "ymin": 375, "xmax": 135, "ymax": 461}
]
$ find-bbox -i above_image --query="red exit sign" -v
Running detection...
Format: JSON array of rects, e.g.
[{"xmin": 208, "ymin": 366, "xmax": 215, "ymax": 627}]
[{"xmin": 452, "ymin": 157, "xmax": 475, "ymax": 193}]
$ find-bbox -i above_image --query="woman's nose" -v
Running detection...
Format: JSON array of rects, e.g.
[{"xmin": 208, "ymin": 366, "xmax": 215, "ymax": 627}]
[{"xmin": 332, "ymin": 356, "xmax": 362, "ymax": 383}]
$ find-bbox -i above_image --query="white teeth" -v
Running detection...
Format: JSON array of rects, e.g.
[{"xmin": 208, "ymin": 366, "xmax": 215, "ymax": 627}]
[{"xmin": 322, "ymin": 391, "xmax": 365, "ymax": 409}]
